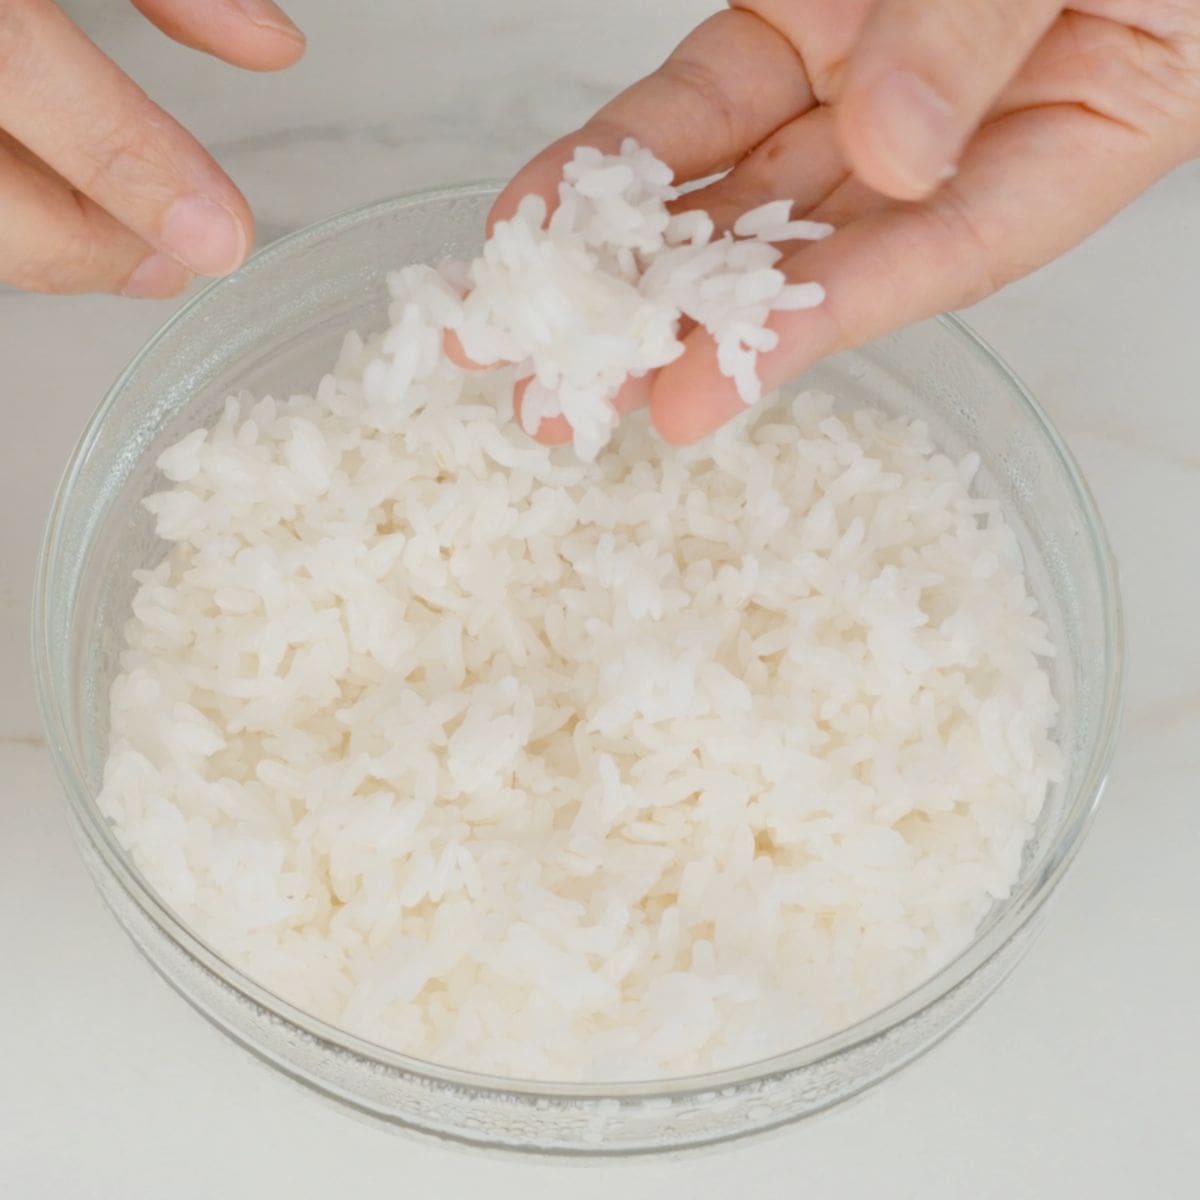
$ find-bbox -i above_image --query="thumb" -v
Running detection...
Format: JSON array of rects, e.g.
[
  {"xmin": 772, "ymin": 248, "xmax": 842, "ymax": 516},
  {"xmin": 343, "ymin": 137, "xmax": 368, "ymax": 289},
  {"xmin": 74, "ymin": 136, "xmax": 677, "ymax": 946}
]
[{"xmin": 836, "ymin": 0, "xmax": 1061, "ymax": 199}]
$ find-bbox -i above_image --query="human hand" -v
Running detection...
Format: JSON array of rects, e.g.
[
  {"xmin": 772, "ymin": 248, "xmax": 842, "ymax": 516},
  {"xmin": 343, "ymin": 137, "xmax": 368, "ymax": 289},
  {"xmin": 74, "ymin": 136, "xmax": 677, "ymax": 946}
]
[
  {"xmin": 494, "ymin": 0, "xmax": 1200, "ymax": 445},
  {"xmin": 0, "ymin": 0, "xmax": 303, "ymax": 297}
]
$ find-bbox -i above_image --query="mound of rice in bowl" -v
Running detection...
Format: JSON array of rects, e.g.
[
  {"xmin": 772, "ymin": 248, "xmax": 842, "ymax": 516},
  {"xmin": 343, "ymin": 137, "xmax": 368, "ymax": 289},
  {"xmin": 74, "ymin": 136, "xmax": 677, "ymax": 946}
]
[{"xmin": 97, "ymin": 145, "xmax": 1060, "ymax": 1082}]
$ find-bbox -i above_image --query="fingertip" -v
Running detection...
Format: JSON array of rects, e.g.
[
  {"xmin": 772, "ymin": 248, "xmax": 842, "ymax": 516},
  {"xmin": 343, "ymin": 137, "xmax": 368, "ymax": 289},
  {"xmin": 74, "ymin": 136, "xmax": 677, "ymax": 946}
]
[
  {"xmin": 512, "ymin": 378, "xmax": 573, "ymax": 446},
  {"xmin": 230, "ymin": 191, "xmax": 255, "ymax": 267},
  {"xmin": 244, "ymin": 27, "xmax": 306, "ymax": 73},
  {"xmin": 182, "ymin": 156, "xmax": 257, "ymax": 271},
  {"xmin": 650, "ymin": 338, "xmax": 746, "ymax": 446},
  {"xmin": 444, "ymin": 328, "xmax": 490, "ymax": 371},
  {"xmin": 612, "ymin": 372, "xmax": 652, "ymax": 416},
  {"xmin": 836, "ymin": 70, "xmax": 960, "ymax": 202},
  {"xmin": 133, "ymin": 0, "xmax": 306, "ymax": 73},
  {"xmin": 159, "ymin": 193, "xmax": 251, "ymax": 277},
  {"xmin": 535, "ymin": 416, "xmax": 574, "ymax": 446},
  {"xmin": 229, "ymin": 1, "xmax": 307, "ymax": 72},
  {"xmin": 487, "ymin": 164, "xmax": 561, "ymax": 236}
]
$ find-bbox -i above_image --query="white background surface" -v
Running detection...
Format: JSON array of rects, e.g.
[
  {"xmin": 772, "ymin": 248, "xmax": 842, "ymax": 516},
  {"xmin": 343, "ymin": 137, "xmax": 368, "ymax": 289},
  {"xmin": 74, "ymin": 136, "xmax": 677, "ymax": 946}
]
[{"xmin": 2, "ymin": 2, "xmax": 1198, "ymax": 1196}]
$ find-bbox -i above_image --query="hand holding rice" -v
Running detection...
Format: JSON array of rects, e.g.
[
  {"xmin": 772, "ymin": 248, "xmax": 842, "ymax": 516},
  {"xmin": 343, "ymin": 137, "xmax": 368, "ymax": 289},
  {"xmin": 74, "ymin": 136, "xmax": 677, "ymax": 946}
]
[{"xmin": 437, "ymin": 140, "xmax": 829, "ymax": 460}]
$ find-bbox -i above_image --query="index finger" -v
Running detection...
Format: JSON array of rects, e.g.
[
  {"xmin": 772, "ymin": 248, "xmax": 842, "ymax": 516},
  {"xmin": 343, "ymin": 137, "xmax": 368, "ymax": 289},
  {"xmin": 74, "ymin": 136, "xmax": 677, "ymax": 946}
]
[
  {"xmin": 0, "ymin": 0, "xmax": 251, "ymax": 276},
  {"xmin": 488, "ymin": 8, "xmax": 815, "ymax": 231}
]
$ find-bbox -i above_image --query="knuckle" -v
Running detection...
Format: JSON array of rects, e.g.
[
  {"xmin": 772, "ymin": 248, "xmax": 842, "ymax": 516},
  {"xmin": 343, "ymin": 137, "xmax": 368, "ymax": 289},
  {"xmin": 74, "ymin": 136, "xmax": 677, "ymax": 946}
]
[
  {"xmin": 52, "ymin": 197, "xmax": 105, "ymax": 288},
  {"xmin": 879, "ymin": 0, "xmax": 1050, "ymax": 97},
  {"xmin": 658, "ymin": 54, "xmax": 744, "ymax": 159},
  {"xmin": 1139, "ymin": 40, "xmax": 1200, "ymax": 132},
  {"xmin": 31, "ymin": 245, "xmax": 93, "ymax": 295},
  {"xmin": 10, "ymin": 200, "xmax": 114, "ymax": 295},
  {"xmin": 917, "ymin": 190, "xmax": 1006, "ymax": 304},
  {"xmin": 1060, "ymin": 14, "xmax": 1200, "ymax": 128},
  {"xmin": 885, "ymin": 0, "xmax": 1001, "ymax": 55},
  {"xmin": 4, "ymin": 253, "xmax": 77, "ymax": 295},
  {"xmin": 78, "ymin": 98, "xmax": 176, "ymax": 202},
  {"xmin": 1079, "ymin": 36, "xmax": 1154, "ymax": 97}
]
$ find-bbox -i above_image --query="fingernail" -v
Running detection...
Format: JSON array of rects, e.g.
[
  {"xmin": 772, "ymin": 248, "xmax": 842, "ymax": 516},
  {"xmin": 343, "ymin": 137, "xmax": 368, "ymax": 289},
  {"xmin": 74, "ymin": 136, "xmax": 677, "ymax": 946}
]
[
  {"xmin": 121, "ymin": 253, "xmax": 193, "ymax": 299},
  {"xmin": 612, "ymin": 373, "xmax": 652, "ymax": 415},
  {"xmin": 866, "ymin": 70, "xmax": 960, "ymax": 196},
  {"xmin": 231, "ymin": 0, "xmax": 305, "ymax": 41},
  {"xmin": 444, "ymin": 328, "xmax": 486, "ymax": 371},
  {"xmin": 161, "ymin": 196, "xmax": 247, "ymax": 276}
]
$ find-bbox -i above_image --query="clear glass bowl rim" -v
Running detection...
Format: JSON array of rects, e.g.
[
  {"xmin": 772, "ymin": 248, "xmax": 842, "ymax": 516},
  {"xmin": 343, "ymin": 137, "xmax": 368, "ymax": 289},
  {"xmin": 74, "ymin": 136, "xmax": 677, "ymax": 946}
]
[{"xmin": 31, "ymin": 182, "xmax": 1125, "ymax": 1102}]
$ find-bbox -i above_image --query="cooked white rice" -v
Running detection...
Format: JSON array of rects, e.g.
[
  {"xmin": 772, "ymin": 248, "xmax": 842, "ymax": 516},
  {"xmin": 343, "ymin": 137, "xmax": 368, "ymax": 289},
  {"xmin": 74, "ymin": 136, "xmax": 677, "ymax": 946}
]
[{"xmin": 97, "ymin": 147, "xmax": 1060, "ymax": 1082}]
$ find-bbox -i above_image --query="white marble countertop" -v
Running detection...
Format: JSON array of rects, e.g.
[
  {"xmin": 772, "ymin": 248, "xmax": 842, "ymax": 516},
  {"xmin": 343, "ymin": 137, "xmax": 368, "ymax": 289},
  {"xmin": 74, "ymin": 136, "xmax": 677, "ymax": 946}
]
[{"xmin": 2, "ymin": 2, "xmax": 1197, "ymax": 1195}]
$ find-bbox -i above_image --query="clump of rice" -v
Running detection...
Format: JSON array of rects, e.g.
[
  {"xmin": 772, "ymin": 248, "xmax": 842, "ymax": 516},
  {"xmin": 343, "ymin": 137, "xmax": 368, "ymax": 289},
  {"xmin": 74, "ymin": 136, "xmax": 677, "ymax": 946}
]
[
  {"xmin": 97, "ymin": 147, "xmax": 1060, "ymax": 1082},
  {"xmin": 388, "ymin": 139, "xmax": 829, "ymax": 460}
]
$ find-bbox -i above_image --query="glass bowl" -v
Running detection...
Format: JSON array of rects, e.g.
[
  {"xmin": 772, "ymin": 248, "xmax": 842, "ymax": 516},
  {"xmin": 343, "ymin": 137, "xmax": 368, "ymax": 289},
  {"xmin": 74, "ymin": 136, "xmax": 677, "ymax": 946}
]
[{"xmin": 32, "ymin": 184, "xmax": 1123, "ymax": 1154}]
